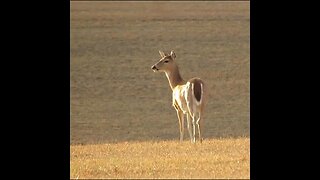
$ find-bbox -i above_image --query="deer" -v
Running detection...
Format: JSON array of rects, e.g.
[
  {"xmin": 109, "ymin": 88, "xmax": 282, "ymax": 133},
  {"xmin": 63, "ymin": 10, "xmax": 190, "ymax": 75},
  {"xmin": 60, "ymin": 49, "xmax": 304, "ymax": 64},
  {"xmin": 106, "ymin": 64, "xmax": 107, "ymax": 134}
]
[{"xmin": 151, "ymin": 50, "xmax": 207, "ymax": 143}]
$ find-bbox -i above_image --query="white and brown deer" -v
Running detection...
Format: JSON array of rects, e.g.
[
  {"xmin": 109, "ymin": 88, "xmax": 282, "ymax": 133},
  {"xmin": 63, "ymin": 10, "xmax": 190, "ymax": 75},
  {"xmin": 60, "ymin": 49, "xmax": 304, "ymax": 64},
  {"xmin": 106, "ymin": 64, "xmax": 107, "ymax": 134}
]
[{"xmin": 151, "ymin": 50, "xmax": 207, "ymax": 143}]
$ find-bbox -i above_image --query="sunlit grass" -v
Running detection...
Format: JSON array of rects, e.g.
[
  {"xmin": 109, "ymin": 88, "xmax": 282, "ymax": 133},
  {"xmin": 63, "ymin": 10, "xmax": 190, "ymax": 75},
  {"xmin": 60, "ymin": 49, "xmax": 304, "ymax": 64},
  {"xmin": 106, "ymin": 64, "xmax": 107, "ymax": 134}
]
[{"xmin": 71, "ymin": 138, "xmax": 249, "ymax": 179}]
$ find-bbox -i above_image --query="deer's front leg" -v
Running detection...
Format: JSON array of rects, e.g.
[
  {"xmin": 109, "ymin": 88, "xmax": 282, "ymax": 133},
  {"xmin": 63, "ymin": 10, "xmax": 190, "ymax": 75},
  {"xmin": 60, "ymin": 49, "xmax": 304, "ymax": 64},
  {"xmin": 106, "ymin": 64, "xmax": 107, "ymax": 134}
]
[
  {"xmin": 173, "ymin": 103, "xmax": 184, "ymax": 142},
  {"xmin": 176, "ymin": 109, "xmax": 184, "ymax": 142},
  {"xmin": 186, "ymin": 113, "xmax": 194, "ymax": 143}
]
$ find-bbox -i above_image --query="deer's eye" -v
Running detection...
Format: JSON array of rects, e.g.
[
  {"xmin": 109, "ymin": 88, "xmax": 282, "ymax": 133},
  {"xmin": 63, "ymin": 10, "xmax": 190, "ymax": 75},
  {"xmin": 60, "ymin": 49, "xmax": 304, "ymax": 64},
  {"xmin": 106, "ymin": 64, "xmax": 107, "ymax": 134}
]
[{"xmin": 164, "ymin": 60, "xmax": 169, "ymax": 63}]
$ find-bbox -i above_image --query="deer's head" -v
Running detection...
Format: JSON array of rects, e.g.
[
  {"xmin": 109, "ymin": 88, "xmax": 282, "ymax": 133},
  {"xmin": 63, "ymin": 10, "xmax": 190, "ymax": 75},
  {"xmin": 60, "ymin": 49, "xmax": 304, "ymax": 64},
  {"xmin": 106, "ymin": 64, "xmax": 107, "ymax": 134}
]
[{"xmin": 151, "ymin": 50, "xmax": 177, "ymax": 73}]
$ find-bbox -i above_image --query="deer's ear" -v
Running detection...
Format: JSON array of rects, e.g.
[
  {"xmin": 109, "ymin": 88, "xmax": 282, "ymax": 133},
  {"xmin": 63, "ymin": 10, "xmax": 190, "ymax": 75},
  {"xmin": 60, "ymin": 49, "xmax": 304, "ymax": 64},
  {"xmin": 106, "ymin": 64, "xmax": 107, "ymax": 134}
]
[
  {"xmin": 159, "ymin": 50, "xmax": 166, "ymax": 58},
  {"xmin": 170, "ymin": 50, "xmax": 176, "ymax": 59}
]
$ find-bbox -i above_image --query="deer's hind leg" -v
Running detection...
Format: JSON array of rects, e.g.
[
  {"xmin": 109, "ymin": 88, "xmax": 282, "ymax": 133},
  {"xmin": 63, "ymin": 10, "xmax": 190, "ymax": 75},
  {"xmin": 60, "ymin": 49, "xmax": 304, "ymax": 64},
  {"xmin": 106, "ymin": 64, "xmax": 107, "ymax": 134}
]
[{"xmin": 196, "ymin": 112, "xmax": 203, "ymax": 143}]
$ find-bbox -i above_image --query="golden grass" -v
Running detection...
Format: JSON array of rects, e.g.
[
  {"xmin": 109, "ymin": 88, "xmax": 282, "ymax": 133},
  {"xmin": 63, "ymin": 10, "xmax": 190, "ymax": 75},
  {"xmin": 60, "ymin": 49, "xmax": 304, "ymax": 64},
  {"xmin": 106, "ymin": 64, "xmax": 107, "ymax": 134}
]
[{"xmin": 71, "ymin": 138, "xmax": 249, "ymax": 179}]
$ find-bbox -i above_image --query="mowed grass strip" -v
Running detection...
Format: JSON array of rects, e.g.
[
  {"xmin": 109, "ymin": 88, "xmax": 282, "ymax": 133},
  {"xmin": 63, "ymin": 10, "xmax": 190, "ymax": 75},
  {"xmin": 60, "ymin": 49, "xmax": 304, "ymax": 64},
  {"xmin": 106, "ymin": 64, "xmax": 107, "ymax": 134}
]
[{"xmin": 71, "ymin": 138, "xmax": 249, "ymax": 179}]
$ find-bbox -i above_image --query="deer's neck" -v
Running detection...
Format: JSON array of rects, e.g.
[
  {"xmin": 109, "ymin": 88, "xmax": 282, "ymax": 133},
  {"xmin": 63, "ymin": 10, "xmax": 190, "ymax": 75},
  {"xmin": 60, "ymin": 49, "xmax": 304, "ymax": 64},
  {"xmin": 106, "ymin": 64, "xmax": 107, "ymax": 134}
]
[{"xmin": 165, "ymin": 65, "xmax": 185, "ymax": 91}]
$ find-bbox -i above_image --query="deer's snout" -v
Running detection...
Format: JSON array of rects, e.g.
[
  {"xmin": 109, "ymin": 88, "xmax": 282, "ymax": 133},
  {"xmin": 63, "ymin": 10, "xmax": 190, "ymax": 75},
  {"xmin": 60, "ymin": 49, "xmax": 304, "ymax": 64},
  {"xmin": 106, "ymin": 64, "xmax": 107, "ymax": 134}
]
[{"xmin": 151, "ymin": 65, "xmax": 158, "ymax": 71}]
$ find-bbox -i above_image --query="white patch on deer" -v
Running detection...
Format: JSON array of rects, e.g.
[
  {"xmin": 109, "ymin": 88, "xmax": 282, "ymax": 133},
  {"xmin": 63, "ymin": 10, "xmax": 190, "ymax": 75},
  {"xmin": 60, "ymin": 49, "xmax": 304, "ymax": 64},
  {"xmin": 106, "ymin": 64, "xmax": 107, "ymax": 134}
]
[{"xmin": 173, "ymin": 84, "xmax": 188, "ymax": 114}]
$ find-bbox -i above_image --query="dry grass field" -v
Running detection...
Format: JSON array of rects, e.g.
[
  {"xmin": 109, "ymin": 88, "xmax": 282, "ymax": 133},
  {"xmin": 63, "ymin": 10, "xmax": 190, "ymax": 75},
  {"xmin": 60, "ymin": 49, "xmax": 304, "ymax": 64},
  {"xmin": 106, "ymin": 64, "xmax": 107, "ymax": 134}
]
[
  {"xmin": 71, "ymin": 138, "xmax": 249, "ymax": 179},
  {"xmin": 71, "ymin": 1, "xmax": 249, "ymax": 179}
]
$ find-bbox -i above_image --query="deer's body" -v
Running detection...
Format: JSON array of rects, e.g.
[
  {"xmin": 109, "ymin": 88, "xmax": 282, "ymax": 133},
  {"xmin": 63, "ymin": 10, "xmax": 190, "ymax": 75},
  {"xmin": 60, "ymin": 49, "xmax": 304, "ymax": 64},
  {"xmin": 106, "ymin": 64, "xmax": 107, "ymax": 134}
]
[{"xmin": 151, "ymin": 50, "xmax": 207, "ymax": 143}]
